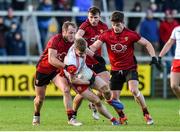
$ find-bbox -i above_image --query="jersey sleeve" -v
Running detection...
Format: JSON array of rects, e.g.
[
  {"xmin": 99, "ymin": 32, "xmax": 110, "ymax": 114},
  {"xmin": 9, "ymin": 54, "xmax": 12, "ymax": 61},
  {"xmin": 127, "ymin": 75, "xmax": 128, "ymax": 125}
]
[
  {"xmin": 79, "ymin": 21, "xmax": 89, "ymax": 30},
  {"xmin": 132, "ymin": 31, "xmax": 141, "ymax": 42},
  {"xmin": 170, "ymin": 28, "xmax": 176, "ymax": 40}
]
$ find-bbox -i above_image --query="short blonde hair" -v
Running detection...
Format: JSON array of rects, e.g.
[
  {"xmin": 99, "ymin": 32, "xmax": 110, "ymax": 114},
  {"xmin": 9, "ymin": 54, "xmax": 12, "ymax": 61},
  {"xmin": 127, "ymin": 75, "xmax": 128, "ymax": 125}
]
[
  {"xmin": 74, "ymin": 38, "xmax": 87, "ymax": 52},
  {"xmin": 62, "ymin": 21, "xmax": 77, "ymax": 31}
]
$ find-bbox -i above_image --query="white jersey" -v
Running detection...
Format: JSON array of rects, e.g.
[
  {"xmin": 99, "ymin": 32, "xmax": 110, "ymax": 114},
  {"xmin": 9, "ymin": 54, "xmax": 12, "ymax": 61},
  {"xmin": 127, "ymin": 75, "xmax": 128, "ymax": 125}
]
[
  {"xmin": 170, "ymin": 26, "xmax": 180, "ymax": 59},
  {"xmin": 64, "ymin": 45, "xmax": 93, "ymax": 81}
]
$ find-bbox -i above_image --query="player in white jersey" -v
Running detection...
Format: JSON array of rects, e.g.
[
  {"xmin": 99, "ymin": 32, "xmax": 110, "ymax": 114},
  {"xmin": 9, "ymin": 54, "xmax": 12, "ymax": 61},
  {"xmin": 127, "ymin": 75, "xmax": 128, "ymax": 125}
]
[
  {"xmin": 159, "ymin": 26, "xmax": 180, "ymax": 99},
  {"xmin": 63, "ymin": 38, "xmax": 120, "ymax": 125}
]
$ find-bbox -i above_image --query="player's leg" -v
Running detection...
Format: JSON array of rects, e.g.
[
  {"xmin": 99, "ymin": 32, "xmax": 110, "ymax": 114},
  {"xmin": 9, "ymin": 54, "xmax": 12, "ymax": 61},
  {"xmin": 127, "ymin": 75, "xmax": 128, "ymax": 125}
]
[
  {"xmin": 80, "ymin": 87, "xmax": 119, "ymax": 125},
  {"xmin": 33, "ymin": 71, "xmax": 51, "ymax": 125},
  {"xmin": 87, "ymin": 64, "xmax": 110, "ymax": 120},
  {"xmin": 88, "ymin": 71, "xmax": 110, "ymax": 120},
  {"xmin": 127, "ymin": 71, "xmax": 153, "ymax": 125},
  {"xmin": 52, "ymin": 74, "xmax": 82, "ymax": 126},
  {"xmin": 170, "ymin": 72, "xmax": 180, "ymax": 98},
  {"xmin": 93, "ymin": 75, "xmax": 125, "ymax": 123},
  {"xmin": 33, "ymin": 85, "xmax": 46, "ymax": 125},
  {"xmin": 72, "ymin": 94, "xmax": 84, "ymax": 117},
  {"xmin": 109, "ymin": 70, "xmax": 127, "ymax": 124}
]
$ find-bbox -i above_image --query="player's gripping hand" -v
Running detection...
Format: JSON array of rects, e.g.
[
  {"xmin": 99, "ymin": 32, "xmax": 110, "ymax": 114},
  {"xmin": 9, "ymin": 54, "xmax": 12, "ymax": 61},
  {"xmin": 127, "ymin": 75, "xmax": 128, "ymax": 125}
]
[
  {"xmin": 150, "ymin": 57, "xmax": 162, "ymax": 71},
  {"xmin": 93, "ymin": 54, "xmax": 106, "ymax": 65},
  {"xmin": 64, "ymin": 65, "xmax": 77, "ymax": 74}
]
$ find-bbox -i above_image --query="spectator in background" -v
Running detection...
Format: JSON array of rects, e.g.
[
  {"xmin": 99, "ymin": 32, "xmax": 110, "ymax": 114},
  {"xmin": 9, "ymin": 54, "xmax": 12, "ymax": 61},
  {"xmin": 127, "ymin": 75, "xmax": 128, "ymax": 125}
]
[
  {"xmin": 159, "ymin": 10, "xmax": 179, "ymax": 74},
  {"xmin": 7, "ymin": 31, "xmax": 26, "ymax": 63},
  {"xmin": 73, "ymin": 0, "xmax": 93, "ymax": 26},
  {"xmin": 162, "ymin": 0, "xmax": 180, "ymax": 14},
  {"xmin": 140, "ymin": 10, "xmax": 159, "ymax": 52},
  {"xmin": 127, "ymin": 1, "xmax": 142, "ymax": 31},
  {"xmin": 0, "ymin": 16, "xmax": 8, "ymax": 58},
  {"xmin": 5, "ymin": 22, "xmax": 22, "ymax": 56},
  {"xmin": 148, "ymin": 0, "xmax": 161, "ymax": 12},
  {"xmin": 54, "ymin": 0, "xmax": 72, "ymax": 32},
  {"xmin": 4, "ymin": 7, "xmax": 21, "ymax": 31},
  {"xmin": 37, "ymin": 0, "xmax": 53, "ymax": 49}
]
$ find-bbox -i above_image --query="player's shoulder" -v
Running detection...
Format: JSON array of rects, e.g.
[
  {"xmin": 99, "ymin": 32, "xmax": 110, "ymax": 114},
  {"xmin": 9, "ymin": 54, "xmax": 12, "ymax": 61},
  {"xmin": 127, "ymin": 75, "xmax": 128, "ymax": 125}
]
[
  {"xmin": 98, "ymin": 21, "xmax": 108, "ymax": 28},
  {"xmin": 124, "ymin": 28, "xmax": 136, "ymax": 33},
  {"xmin": 173, "ymin": 26, "xmax": 180, "ymax": 31},
  {"xmin": 50, "ymin": 33, "xmax": 62, "ymax": 42},
  {"xmin": 47, "ymin": 33, "xmax": 63, "ymax": 46},
  {"xmin": 99, "ymin": 29, "xmax": 111, "ymax": 37},
  {"xmin": 79, "ymin": 20, "xmax": 91, "ymax": 29}
]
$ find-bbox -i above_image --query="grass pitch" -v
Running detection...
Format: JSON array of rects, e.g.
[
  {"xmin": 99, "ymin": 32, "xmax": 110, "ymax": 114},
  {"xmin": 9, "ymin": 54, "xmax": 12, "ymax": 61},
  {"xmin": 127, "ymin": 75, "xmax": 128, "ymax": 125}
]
[{"xmin": 0, "ymin": 98, "xmax": 179, "ymax": 131}]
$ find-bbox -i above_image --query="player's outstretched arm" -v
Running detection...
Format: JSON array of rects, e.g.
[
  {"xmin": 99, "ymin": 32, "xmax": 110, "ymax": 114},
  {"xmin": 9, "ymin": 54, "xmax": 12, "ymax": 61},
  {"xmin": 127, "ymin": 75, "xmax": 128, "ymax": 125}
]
[
  {"xmin": 137, "ymin": 37, "xmax": 162, "ymax": 70},
  {"xmin": 89, "ymin": 40, "xmax": 103, "ymax": 52},
  {"xmin": 137, "ymin": 37, "xmax": 156, "ymax": 57},
  {"xmin": 159, "ymin": 38, "xmax": 175, "ymax": 57}
]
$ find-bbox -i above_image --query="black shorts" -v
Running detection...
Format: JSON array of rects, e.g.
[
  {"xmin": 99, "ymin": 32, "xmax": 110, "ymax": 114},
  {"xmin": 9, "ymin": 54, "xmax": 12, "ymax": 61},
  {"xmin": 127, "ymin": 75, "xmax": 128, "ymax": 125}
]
[
  {"xmin": 110, "ymin": 70, "xmax": 138, "ymax": 90},
  {"xmin": 34, "ymin": 71, "xmax": 58, "ymax": 87},
  {"xmin": 87, "ymin": 63, "xmax": 107, "ymax": 74}
]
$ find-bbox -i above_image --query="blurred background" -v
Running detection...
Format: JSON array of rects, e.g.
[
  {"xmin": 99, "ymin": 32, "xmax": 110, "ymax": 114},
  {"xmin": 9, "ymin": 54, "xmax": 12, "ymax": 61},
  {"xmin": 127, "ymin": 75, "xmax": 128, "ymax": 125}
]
[{"xmin": 0, "ymin": 0, "xmax": 180, "ymax": 98}]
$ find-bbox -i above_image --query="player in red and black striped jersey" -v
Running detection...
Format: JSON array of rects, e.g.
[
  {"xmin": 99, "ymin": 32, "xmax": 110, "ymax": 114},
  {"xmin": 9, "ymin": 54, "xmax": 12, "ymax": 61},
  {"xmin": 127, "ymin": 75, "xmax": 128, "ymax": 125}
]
[
  {"xmin": 90, "ymin": 11, "xmax": 159, "ymax": 125},
  {"xmin": 32, "ymin": 21, "xmax": 82, "ymax": 126}
]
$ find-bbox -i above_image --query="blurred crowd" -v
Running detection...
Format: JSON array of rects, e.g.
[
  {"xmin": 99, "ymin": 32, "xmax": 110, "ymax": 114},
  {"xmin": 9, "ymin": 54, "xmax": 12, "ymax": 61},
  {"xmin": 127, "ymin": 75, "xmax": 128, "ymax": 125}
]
[{"xmin": 0, "ymin": 0, "xmax": 180, "ymax": 65}]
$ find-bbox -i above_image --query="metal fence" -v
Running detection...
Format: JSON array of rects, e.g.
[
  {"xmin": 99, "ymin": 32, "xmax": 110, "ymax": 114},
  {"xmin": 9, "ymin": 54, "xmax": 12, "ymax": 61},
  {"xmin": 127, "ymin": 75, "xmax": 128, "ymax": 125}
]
[{"xmin": 0, "ymin": 10, "xmax": 176, "ymax": 98}]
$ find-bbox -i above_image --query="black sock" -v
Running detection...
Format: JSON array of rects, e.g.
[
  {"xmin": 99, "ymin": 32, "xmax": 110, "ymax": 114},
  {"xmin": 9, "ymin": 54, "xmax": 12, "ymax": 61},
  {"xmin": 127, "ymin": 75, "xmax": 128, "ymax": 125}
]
[
  {"xmin": 67, "ymin": 110, "xmax": 74, "ymax": 120},
  {"xmin": 143, "ymin": 108, "xmax": 149, "ymax": 116},
  {"xmin": 117, "ymin": 110, "xmax": 125, "ymax": 118},
  {"xmin": 74, "ymin": 111, "xmax": 77, "ymax": 116},
  {"xmin": 34, "ymin": 112, "xmax": 40, "ymax": 116}
]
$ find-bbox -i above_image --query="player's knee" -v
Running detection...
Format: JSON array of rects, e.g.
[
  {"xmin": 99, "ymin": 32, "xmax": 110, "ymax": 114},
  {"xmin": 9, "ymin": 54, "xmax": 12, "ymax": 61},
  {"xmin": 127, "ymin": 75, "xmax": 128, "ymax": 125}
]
[
  {"xmin": 101, "ymin": 85, "xmax": 111, "ymax": 98},
  {"xmin": 34, "ymin": 96, "xmax": 45, "ymax": 103},
  {"xmin": 171, "ymin": 84, "xmax": 178, "ymax": 91},
  {"xmin": 130, "ymin": 88, "xmax": 140, "ymax": 97},
  {"xmin": 63, "ymin": 87, "xmax": 71, "ymax": 95}
]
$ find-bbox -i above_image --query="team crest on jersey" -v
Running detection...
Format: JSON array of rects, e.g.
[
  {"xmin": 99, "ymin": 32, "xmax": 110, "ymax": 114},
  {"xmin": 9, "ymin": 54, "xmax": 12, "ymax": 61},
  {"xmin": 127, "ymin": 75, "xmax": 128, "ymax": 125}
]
[
  {"xmin": 111, "ymin": 43, "xmax": 127, "ymax": 53},
  {"xmin": 125, "ymin": 36, "xmax": 128, "ymax": 41}
]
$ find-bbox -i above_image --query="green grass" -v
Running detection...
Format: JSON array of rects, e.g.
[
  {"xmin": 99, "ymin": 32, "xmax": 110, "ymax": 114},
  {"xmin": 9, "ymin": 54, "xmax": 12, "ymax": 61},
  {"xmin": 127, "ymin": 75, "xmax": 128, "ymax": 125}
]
[{"xmin": 0, "ymin": 98, "xmax": 179, "ymax": 131}]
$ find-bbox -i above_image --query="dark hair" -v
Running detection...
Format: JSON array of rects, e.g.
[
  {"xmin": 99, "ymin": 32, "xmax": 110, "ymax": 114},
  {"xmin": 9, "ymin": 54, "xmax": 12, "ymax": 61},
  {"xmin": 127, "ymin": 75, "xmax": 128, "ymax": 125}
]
[
  {"xmin": 74, "ymin": 38, "xmax": 87, "ymax": 52},
  {"xmin": 62, "ymin": 21, "xmax": 77, "ymax": 31},
  {"xmin": 110, "ymin": 11, "xmax": 124, "ymax": 22},
  {"xmin": 88, "ymin": 6, "xmax": 101, "ymax": 15}
]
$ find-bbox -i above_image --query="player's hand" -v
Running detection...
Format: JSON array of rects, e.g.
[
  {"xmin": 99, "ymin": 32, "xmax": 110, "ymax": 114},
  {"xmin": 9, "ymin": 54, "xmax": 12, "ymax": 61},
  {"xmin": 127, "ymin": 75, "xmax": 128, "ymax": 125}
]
[
  {"xmin": 64, "ymin": 65, "xmax": 77, "ymax": 74},
  {"xmin": 93, "ymin": 54, "xmax": 106, "ymax": 65},
  {"xmin": 89, "ymin": 75, "xmax": 95, "ymax": 86},
  {"xmin": 150, "ymin": 57, "xmax": 162, "ymax": 71}
]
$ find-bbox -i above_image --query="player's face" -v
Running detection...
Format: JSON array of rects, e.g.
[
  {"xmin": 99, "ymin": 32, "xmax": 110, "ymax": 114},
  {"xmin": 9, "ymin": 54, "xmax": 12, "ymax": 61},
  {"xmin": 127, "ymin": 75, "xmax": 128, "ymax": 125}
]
[
  {"xmin": 88, "ymin": 13, "xmax": 100, "ymax": 26},
  {"xmin": 112, "ymin": 22, "xmax": 124, "ymax": 33},
  {"xmin": 75, "ymin": 49, "xmax": 86, "ymax": 57},
  {"xmin": 63, "ymin": 25, "xmax": 76, "ymax": 42}
]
